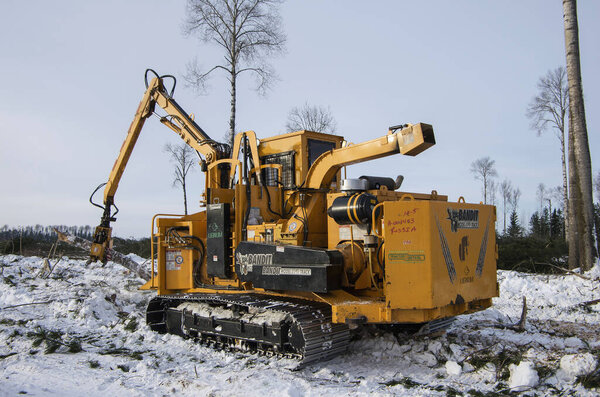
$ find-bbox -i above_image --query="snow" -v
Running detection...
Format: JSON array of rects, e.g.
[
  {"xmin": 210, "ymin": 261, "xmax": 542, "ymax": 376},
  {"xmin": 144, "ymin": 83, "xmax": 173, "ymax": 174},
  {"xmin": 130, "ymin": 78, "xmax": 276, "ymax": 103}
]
[
  {"xmin": 445, "ymin": 360, "xmax": 462, "ymax": 376},
  {"xmin": 558, "ymin": 353, "xmax": 598, "ymax": 381},
  {"xmin": 508, "ymin": 361, "xmax": 539, "ymax": 391},
  {"xmin": 1, "ymin": 254, "xmax": 600, "ymax": 396}
]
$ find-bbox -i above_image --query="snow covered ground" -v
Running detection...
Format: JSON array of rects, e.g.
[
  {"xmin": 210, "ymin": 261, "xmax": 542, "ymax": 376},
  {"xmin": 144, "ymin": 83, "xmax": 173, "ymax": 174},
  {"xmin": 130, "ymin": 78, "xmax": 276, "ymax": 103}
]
[{"xmin": 1, "ymin": 254, "xmax": 599, "ymax": 396}]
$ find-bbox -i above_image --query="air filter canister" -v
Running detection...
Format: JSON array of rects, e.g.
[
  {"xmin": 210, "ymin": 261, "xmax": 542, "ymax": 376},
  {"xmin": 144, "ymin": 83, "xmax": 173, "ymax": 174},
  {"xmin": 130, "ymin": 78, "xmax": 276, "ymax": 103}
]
[{"xmin": 327, "ymin": 193, "xmax": 377, "ymax": 225}]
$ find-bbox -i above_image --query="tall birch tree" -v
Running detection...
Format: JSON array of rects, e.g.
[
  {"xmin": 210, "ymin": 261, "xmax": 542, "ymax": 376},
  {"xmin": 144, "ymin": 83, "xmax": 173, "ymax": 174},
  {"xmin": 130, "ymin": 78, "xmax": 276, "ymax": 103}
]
[
  {"xmin": 470, "ymin": 157, "xmax": 498, "ymax": 205},
  {"xmin": 563, "ymin": 0, "xmax": 594, "ymax": 270},
  {"xmin": 526, "ymin": 67, "xmax": 569, "ymax": 235},
  {"xmin": 500, "ymin": 180, "xmax": 513, "ymax": 235},
  {"xmin": 184, "ymin": 0, "xmax": 286, "ymax": 147}
]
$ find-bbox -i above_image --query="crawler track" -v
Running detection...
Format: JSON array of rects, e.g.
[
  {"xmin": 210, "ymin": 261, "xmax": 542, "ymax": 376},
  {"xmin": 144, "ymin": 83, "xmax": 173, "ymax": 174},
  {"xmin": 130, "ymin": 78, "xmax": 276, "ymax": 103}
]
[{"xmin": 146, "ymin": 294, "xmax": 350, "ymax": 365}]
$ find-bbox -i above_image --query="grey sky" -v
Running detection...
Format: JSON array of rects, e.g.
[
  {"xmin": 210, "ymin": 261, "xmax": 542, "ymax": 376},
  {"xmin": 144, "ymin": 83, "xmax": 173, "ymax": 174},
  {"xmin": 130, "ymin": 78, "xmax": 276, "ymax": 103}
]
[{"xmin": 1, "ymin": 1, "xmax": 598, "ymax": 237}]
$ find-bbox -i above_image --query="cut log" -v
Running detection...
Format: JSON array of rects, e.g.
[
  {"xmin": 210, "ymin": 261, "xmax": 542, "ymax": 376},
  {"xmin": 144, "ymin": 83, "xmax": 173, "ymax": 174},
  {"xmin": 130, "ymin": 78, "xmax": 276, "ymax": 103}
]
[{"xmin": 55, "ymin": 229, "xmax": 150, "ymax": 280}]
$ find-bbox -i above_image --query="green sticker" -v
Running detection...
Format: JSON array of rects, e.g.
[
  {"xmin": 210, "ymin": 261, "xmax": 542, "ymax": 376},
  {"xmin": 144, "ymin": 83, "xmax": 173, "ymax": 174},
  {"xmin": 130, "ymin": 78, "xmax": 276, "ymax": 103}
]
[{"xmin": 387, "ymin": 250, "xmax": 426, "ymax": 263}]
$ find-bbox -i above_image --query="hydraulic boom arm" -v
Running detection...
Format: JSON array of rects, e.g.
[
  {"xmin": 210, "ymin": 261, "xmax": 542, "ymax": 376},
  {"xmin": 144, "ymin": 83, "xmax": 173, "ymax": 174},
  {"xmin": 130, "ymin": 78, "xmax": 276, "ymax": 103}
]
[{"xmin": 89, "ymin": 70, "xmax": 229, "ymax": 262}]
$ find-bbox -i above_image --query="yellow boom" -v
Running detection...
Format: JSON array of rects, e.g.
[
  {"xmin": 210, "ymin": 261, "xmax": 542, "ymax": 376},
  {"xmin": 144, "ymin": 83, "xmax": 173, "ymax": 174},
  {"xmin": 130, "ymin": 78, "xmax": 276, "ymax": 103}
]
[{"xmin": 89, "ymin": 70, "xmax": 230, "ymax": 262}]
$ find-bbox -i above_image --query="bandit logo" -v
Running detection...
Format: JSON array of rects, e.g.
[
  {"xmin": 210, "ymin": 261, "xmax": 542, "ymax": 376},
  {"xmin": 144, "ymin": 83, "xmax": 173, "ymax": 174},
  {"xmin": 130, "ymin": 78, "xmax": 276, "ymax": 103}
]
[
  {"xmin": 236, "ymin": 252, "xmax": 273, "ymax": 275},
  {"xmin": 446, "ymin": 208, "xmax": 479, "ymax": 232}
]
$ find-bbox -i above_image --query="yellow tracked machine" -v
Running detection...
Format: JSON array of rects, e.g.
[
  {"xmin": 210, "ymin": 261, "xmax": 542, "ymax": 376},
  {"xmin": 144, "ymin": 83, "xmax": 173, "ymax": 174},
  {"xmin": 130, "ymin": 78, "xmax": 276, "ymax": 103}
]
[{"xmin": 89, "ymin": 70, "xmax": 498, "ymax": 364}]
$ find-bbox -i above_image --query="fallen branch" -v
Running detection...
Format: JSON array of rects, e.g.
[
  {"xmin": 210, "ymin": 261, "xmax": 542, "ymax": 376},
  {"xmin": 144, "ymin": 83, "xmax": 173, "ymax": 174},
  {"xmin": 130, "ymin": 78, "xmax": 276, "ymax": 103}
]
[
  {"xmin": 38, "ymin": 243, "xmax": 63, "ymax": 279},
  {"xmin": 459, "ymin": 342, "xmax": 499, "ymax": 365},
  {"xmin": 54, "ymin": 229, "xmax": 150, "ymax": 280},
  {"xmin": 496, "ymin": 385, "xmax": 536, "ymax": 395},
  {"xmin": 43, "ymin": 237, "xmax": 64, "ymax": 279},
  {"xmin": 510, "ymin": 259, "xmax": 530, "ymax": 271},
  {"xmin": 46, "ymin": 256, "xmax": 62, "ymax": 278},
  {"xmin": 546, "ymin": 263, "xmax": 594, "ymax": 280},
  {"xmin": 1, "ymin": 301, "xmax": 53, "ymax": 310},
  {"xmin": 581, "ymin": 298, "xmax": 600, "ymax": 307},
  {"xmin": 480, "ymin": 296, "xmax": 527, "ymax": 332},
  {"xmin": 36, "ymin": 259, "xmax": 51, "ymax": 278}
]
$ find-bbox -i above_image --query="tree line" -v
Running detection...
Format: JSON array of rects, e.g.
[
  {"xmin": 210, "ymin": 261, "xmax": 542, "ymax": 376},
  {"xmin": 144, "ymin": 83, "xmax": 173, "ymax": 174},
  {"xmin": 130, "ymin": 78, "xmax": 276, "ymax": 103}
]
[
  {"xmin": 469, "ymin": 153, "xmax": 600, "ymax": 272},
  {"xmin": 0, "ymin": 225, "xmax": 150, "ymax": 259},
  {"xmin": 0, "ymin": 225, "xmax": 94, "ymax": 242},
  {"xmin": 471, "ymin": 1, "xmax": 595, "ymax": 272}
]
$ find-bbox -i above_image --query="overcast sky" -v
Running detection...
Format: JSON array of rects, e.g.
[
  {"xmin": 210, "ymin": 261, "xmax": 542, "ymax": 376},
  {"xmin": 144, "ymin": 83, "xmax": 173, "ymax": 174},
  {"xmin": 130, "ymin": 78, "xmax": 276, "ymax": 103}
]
[{"xmin": 1, "ymin": 1, "xmax": 598, "ymax": 237}]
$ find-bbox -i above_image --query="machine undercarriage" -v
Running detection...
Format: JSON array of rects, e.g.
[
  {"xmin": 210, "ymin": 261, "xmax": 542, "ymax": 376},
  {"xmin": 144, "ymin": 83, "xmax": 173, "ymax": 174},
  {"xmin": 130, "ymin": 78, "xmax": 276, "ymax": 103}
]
[{"xmin": 147, "ymin": 294, "xmax": 350, "ymax": 364}]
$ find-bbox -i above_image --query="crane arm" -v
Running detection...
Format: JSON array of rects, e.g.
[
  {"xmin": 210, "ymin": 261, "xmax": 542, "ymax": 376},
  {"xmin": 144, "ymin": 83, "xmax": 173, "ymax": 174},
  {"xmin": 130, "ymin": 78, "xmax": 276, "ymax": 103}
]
[
  {"xmin": 89, "ymin": 70, "xmax": 229, "ymax": 262},
  {"xmin": 103, "ymin": 72, "xmax": 227, "ymax": 204},
  {"xmin": 101, "ymin": 79, "xmax": 156, "ymax": 204}
]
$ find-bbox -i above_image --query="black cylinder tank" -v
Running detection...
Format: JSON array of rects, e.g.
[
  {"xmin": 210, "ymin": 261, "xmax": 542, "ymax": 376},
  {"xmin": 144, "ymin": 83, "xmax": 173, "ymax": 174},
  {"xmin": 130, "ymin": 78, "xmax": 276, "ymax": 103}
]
[{"xmin": 327, "ymin": 193, "xmax": 377, "ymax": 225}]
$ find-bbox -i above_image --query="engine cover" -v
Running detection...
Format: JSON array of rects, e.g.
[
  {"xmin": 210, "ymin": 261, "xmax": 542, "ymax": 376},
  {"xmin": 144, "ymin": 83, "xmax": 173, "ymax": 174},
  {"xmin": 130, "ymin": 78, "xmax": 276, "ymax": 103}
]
[{"xmin": 235, "ymin": 242, "xmax": 343, "ymax": 293}]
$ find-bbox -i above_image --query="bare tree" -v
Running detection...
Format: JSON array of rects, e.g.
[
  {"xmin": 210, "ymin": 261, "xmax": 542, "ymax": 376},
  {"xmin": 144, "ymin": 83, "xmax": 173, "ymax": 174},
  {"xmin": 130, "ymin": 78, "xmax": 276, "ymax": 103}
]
[
  {"xmin": 184, "ymin": 0, "xmax": 286, "ymax": 147},
  {"xmin": 510, "ymin": 187, "xmax": 522, "ymax": 214},
  {"xmin": 285, "ymin": 103, "xmax": 337, "ymax": 134},
  {"xmin": 164, "ymin": 143, "xmax": 197, "ymax": 215},
  {"xmin": 526, "ymin": 67, "xmax": 569, "ymax": 233},
  {"xmin": 536, "ymin": 183, "xmax": 547, "ymax": 213},
  {"xmin": 549, "ymin": 186, "xmax": 565, "ymax": 211},
  {"xmin": 563, "ymin": 0, "xmax": 594, "ymax": 270},
  {"xmin": 488, "ymin": 179, "xmax": 498, "ymax": 207},
  {"xmin": 470, "ymin": 157, "xmax": 498, "ymax": 204},
  {"xmin": 507, "ymin": 187, "xmax": 522, "ymax": 238},
  {"xmin": 500, "ymin": 180, "xmax": 513, "ymax": 234}
]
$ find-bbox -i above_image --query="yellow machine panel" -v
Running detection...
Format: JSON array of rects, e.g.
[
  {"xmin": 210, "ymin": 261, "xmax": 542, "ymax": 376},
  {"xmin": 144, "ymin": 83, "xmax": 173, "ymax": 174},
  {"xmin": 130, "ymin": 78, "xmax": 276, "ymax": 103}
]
[
  {"xmin": 165, "ymin": 248, "xmax": 194, "ymax": 290},
  {"xmin": 258, "ymin": 130, "xmax": 344, "ymax": 188},
  {"xmin": 384, "ymin": 200, "xmax": 497, "ymax": 310}
]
